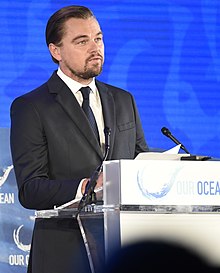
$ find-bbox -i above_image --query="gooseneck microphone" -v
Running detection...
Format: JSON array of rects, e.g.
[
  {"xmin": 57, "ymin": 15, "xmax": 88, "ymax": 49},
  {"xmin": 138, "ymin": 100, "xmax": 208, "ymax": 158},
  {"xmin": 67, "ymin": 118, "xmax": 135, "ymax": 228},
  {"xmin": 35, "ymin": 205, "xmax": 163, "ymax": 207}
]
[
  {"xmin": 161, "ymin": 127, "xmax": 190, "ymax": 154},
  {"xmin": 77, "ymin": 127, "xmax": 111, "ymax": 213}
]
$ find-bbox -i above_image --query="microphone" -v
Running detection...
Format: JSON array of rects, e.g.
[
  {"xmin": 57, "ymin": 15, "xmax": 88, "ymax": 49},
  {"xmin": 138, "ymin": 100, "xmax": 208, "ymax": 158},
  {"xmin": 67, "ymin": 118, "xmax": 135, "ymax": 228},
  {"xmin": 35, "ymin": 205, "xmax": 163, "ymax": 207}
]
[
  {"xmin": 77, "ymin": 127, "xmax": 111, "ymax": 213},
  {"xmin": 161, "ymin": 127, "xmax": 190, "ymax": 154}
]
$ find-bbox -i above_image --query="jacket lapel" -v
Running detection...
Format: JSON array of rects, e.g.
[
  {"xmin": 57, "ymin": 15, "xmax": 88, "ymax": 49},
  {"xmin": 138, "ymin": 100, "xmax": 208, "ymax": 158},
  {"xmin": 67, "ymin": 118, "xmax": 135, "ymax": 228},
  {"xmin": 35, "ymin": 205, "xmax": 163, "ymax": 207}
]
[
  {"xmin": 96, "ymin": 80, "xmax": 116, "ymax": 159},
  {"xmin": 47, "ymin": 72, "xmax": 103, "ymax": 159}
]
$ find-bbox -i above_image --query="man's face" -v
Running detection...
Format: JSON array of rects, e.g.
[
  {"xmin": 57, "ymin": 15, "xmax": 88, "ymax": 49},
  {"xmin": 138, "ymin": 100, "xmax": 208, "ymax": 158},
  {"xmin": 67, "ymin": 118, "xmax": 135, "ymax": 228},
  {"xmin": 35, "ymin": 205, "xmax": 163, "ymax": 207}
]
[{"xmin": 50, "ymin": 17, "xmax": 104, "ymax": 83}]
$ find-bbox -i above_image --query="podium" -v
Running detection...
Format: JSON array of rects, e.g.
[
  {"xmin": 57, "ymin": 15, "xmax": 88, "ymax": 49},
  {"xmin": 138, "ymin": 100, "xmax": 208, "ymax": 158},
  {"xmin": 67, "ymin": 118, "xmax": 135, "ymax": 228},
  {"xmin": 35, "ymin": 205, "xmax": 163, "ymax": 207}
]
[{"xmin": 36, "ymin": 159, "xmax": 220, "ymax": 272}]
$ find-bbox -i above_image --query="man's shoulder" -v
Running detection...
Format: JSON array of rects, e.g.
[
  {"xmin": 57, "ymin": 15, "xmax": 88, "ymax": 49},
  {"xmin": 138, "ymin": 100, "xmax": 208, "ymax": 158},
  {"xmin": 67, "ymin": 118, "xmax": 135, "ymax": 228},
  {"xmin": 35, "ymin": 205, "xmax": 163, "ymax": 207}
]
[
  {"xmin": 13, "ymin": 82, "xmax": 48, "ymax": 103},
  {"xmin": 12, "ymin": 71, "xmax": 59, "ymax": 102},
  {"xmin": 96, "ymin": 79, "xmax": 132, "ymax": 97}
]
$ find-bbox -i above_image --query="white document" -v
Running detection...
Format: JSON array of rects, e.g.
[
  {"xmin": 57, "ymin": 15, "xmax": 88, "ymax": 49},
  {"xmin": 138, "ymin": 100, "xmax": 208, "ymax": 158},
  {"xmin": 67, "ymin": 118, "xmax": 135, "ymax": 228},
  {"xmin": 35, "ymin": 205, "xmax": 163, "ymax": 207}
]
[
  {"xmin": 163, "ymin": 144, "xmax": 181, "ymax": 154},
  {"xmin": 135, "ymin": 144, "xmax": 189, "ymax": 160},
  {"xmin": 55, "ymin": 186, "xmax": 103, "ymax": 210}
]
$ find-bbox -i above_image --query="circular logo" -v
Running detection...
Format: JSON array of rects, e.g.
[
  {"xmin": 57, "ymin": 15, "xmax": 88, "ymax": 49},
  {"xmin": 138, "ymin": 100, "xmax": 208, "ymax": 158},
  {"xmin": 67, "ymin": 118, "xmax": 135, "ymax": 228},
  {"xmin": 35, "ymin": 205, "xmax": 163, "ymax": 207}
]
[
  {"xmin": 13, "ymin": 225, "xmax": 31, "ymax": 252},
  {"xmin": 137, "ymin": 165, "xmax": 181, "ymax": 200}
]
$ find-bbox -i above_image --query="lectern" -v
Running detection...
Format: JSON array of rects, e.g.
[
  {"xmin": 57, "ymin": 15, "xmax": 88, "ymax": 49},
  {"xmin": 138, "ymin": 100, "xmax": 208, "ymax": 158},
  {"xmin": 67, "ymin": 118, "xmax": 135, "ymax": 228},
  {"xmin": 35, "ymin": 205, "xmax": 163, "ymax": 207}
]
[{"xmin": 36, "ymin": 159, "xmax": 220, "ymax": 273}]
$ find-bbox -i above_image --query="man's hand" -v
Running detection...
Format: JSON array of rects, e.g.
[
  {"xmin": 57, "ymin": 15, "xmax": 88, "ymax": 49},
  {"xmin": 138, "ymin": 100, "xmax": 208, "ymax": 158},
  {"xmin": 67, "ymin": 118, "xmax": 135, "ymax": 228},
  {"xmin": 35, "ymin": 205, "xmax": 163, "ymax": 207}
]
[{"xmin": 81, "ymin": 172, "xmax": 103, "ymax": 194}]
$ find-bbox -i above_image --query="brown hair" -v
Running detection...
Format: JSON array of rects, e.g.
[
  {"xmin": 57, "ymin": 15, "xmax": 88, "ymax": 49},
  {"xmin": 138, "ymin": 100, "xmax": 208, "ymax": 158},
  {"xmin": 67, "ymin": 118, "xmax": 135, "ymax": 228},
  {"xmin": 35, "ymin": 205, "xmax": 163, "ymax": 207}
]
[{"xmin": 45, "ymin": 5, "xmax": 95, "ymax": 63}]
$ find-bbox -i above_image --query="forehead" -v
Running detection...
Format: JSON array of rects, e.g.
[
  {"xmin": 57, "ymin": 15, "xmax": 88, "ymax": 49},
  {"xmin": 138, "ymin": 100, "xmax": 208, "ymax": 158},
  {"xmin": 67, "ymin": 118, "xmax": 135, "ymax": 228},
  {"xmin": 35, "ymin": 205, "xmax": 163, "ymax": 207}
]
[{"xmin": 63, "ymin": 17, "xmax": 102, "ymax": 38}]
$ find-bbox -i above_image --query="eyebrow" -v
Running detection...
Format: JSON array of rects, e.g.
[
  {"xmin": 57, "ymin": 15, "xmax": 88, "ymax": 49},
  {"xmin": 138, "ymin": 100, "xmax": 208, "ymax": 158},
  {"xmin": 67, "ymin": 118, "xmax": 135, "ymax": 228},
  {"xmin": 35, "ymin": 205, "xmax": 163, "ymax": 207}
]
[{"xmin": 71, "ymin": 31, "xmax": 103, "ymax": 43}]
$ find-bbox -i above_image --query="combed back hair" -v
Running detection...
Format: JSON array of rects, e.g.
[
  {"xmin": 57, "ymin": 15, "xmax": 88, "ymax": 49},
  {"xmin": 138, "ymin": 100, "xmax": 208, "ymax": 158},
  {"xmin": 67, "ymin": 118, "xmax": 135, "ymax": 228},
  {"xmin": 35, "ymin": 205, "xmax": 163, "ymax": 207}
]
[{"xmin": 45, "ymin": 5, "xmax": 95, "ymax": 63}]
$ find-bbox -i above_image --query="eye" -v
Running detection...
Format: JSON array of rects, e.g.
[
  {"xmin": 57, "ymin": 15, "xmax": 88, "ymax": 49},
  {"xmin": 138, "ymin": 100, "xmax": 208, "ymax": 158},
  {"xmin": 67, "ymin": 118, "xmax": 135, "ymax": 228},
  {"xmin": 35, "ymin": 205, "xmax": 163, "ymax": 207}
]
[
  {"xmin": 95, "ymin": 37, "xmax": 103, "ymax": 43},
  {"xmin": 77, "ymin": 40, "xmax": 87, "ymax": 45}
]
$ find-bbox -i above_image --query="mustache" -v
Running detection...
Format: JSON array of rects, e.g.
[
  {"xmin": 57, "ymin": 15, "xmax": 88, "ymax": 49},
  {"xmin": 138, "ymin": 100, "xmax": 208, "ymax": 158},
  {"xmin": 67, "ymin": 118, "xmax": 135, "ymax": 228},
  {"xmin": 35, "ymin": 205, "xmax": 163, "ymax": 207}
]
[{"xmin": 87, "ymin": 54, "xmax": 103, "ymax": 62}]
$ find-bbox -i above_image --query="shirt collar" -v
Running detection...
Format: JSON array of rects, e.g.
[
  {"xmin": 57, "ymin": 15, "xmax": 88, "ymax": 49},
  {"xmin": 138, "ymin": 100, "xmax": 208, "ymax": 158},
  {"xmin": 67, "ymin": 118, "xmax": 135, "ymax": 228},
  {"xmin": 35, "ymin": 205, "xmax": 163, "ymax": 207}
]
[{"xmin": 57, "ymin": 67, "xmax": 97, "ymax": 94}]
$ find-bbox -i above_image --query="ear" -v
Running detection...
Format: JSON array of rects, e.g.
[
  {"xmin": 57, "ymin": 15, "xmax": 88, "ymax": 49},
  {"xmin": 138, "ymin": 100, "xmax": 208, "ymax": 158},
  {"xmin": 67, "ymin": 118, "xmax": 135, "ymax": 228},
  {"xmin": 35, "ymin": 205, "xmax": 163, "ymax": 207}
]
[{"xmin": 48, "ymin": 43, "xmax": 61, "ymax": 62}]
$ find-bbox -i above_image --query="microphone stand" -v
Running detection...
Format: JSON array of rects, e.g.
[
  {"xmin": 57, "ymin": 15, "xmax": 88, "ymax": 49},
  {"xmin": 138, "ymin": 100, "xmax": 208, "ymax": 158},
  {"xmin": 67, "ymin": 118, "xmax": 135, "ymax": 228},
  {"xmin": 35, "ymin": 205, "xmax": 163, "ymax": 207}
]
[
  {"xmin": 161, "ymin": 126, "xmax": 211, "ymax": 161},
  {"xmin": 77, "ymin": 127, "xmax": 111, "ymax": 214},
  {"xmin": 161, "ymin": 127, "xmax": 190, "ymax": 154}
]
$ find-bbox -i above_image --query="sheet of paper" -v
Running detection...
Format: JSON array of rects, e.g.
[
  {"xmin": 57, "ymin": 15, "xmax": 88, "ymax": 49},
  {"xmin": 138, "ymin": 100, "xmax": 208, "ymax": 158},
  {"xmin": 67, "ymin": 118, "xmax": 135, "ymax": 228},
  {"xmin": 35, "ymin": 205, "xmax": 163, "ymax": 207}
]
[
  {"xmin": 55, "ymin": 187, "xmax": 103, "ymax": 210},
  {"xmin": 135, "ymin": 144, "xmax": 189, "ymax": 160},
  {"xmin": 163, "ymin": 144, "xmax": 181, "ymax": 154}
]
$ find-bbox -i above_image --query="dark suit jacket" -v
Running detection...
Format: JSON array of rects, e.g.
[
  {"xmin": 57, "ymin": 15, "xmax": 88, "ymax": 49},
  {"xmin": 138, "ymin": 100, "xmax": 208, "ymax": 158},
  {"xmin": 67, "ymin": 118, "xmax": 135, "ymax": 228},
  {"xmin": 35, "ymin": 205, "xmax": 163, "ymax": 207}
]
[{"xmin": 10, "ymin": 71, "xmax": 148, "ymax": 273}]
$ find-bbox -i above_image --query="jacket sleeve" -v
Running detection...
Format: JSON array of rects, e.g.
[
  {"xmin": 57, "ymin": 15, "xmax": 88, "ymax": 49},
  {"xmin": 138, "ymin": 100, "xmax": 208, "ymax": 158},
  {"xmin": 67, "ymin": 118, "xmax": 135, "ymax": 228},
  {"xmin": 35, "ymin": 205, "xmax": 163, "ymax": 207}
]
[{"xmin": 10, "ymin": 96, "xmax": 80, "ymax": 210}]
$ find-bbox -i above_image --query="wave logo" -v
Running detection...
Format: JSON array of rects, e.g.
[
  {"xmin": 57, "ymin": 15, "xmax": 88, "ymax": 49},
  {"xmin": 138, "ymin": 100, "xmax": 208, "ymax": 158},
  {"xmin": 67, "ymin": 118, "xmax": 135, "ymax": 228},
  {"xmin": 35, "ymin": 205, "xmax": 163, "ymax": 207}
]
[
  {"xmin": 13, "ymin": 225, "xmax": 31, "ymax": 252},
  {"xmin": 137, "ymin": 165, "xmax": 182, "ymax": 200},
  {"xmin": 0, "ymin": 165, "xmax": 13, "ymax": 187},
  {"xmin": 9, "ymin": 225, "xmax": 31, "ymax": 266}
]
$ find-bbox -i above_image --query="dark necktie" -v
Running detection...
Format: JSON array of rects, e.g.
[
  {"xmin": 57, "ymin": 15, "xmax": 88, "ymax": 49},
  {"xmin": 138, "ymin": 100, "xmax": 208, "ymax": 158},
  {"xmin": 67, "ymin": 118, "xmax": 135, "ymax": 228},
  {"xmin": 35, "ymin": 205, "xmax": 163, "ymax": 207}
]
[{"xmin": 80, "ymin": 87, "xmax": 100, "ymax": 143}]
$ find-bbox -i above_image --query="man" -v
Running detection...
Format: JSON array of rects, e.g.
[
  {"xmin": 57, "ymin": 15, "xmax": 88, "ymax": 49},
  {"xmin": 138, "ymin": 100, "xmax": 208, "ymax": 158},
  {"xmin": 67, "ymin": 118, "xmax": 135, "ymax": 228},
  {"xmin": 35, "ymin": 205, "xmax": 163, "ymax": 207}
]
[{"xmin": 10, "ymin": 5, "xmax": 148, "ymax": 273}]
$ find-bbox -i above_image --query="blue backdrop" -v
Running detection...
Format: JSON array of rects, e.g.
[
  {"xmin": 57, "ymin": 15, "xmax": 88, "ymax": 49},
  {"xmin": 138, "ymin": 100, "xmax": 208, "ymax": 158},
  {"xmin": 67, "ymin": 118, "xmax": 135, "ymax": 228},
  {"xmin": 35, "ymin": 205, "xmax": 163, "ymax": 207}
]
[{"xmin": 0, "ymin": 0, "xmax": 220, "ymax": 271}]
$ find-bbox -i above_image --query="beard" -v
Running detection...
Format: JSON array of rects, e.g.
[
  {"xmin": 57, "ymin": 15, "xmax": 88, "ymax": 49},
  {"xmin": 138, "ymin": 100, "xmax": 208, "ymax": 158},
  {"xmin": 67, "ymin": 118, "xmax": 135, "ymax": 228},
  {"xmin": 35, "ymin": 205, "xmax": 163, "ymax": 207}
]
[
  {"xmin": 81, "ymin": 62, "xmax": 103, "ymax": 79},
  {"xmin": 66, "ymin": 57, "xmax": 103, "ymax": 80}
]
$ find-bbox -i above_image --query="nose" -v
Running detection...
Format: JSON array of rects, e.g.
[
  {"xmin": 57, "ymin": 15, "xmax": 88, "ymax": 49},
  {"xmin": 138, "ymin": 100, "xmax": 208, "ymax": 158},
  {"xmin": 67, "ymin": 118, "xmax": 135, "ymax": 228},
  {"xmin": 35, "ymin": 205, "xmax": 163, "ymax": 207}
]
[{"xmin": 88, "ymin": 40, "xmax": 102, "ymax": 53}]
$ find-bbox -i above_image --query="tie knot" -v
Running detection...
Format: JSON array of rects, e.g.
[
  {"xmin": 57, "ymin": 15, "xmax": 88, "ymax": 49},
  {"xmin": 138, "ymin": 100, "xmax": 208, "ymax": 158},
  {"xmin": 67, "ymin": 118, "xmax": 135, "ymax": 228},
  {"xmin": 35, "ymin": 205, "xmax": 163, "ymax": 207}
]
[{"xmin": 80, "ymin": 86, "xmax": 91, "ymax": 100}]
